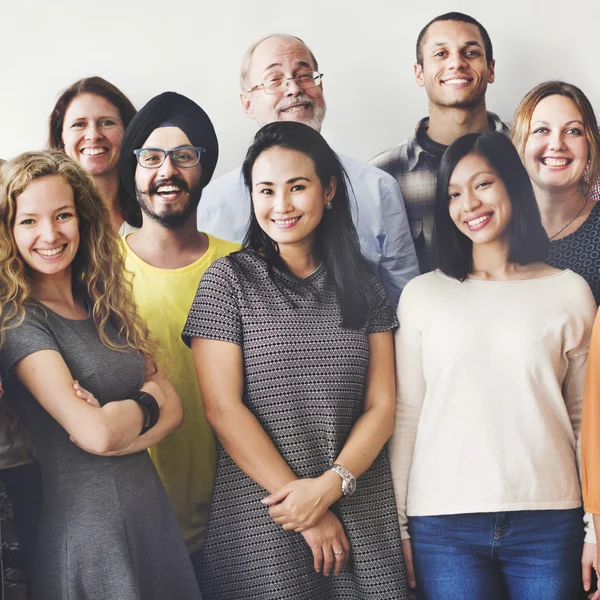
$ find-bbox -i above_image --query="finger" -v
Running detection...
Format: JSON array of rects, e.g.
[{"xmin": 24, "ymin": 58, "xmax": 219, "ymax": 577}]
[
  {"xmin": 261, "ymin": 487, "xmax": 289, "ymax": 505},
  {"xmin": 269, "ymin": 504, "xmax": 284, "ymax": 519},
  {"xmin": 332, "ymin": 548, "xmax": 345, "ymax": 576},
  {"xmin": 312, "ymin": 543, "xmax": 323, "ymax": 574},
  {"xmin": 322, "ymin": 545, "xmax": 334, "ymax": 577},
  {"xmin": 341, "ymin": 536, "xmax": 351, "ymax": 570},
  {"xmin": 584, "ymin": 560, "xmax": 592, "ymax": 591}
]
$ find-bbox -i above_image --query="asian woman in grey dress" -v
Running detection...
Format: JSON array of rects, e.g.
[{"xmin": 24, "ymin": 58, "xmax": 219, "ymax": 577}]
[
  {"xmin": 0, "ymin": 151, "xmax": 201, "ymax": 600},
  {"xmin": 183, "ymin": 122, "xmax": 408, "ymax": 599}
]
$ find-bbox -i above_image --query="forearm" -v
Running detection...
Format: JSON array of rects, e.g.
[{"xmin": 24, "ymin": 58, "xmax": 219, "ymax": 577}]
[
  {"xmin": 335, "ymin": 404, "xmax": 394, "ymax": 478},
  {"xmin": 208, "ymin": 401, "xmax": 297, "ymax": 493},
  {"xmin": 94, "ymin": 400, "xmax": 145, "ymax": 452},
  {"xmin": 104, "ymin": 398, "xmax": 183, "ymax": 455}
]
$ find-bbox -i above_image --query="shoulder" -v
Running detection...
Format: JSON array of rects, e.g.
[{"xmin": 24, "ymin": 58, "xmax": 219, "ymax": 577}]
[
  {"xmin": 201, "ymin": 249, "xmax": 262, "ymax": 286},
  {"xmin": 555, "ymin": 270, "xmax": 596, "ymax": 309},
  {"xmin": 205, "ymin": 234, "xmax": 243, "ymax": 258},
  {"xmin": 369, "ymin": 142, "xmax": 410, "ymax": 172}
]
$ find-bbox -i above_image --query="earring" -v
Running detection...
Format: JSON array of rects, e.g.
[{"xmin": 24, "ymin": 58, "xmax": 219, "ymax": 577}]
[{"xmin": 325, "ymin": 201, "xmax": 333, "ymax": 210}]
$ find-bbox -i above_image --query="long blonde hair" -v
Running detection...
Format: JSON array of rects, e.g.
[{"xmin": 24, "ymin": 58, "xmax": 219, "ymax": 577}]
[
  {"xmin": 511, "ymin": 81, "xmax": 600, "ymax": 195},
  {"xmin": 0, "ymin": 150, "xmax": 155, "ymax": 367}
]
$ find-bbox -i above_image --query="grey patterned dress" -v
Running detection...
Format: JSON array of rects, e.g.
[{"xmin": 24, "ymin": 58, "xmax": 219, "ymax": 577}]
[
  {"xmin": 182, "ymin": 250, "xmax": 407, "ymax": 599},
  {"xmin": 0, "ymin": 302, "xmax": 202, "ymax": 600}
]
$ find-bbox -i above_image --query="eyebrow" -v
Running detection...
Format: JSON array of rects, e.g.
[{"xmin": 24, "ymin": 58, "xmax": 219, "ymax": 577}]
[
  {"xmin": 432, "ymin": 40, "xmax": 482, "ymax": 48},
  {"xmin": 17, "ymin": 205, "xmax": 74, "ymax": 217},
  {"xmin": 263, "ymin": 60, "xmax": 312, "ymax": 72},
  {"xmin": 255, "ymin": 176, "xmax": 311, "ymax": 186},
  {"xmin": 531, "ymin": 120, "xmax": 584, "ymax": 126},
  {"xmin": 66, "ymin": 115, "xmax": 117, "ymax": 122}
]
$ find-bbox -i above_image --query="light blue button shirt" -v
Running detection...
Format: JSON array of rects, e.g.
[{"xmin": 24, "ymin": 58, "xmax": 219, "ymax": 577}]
[{"xmin": 197, "ymin": 153, "xmax": 419, "ymax": 306}]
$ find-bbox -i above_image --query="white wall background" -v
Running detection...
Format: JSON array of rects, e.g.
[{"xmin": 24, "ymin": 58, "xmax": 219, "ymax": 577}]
[{"xmin": 1, "ymin": 0, "xmax": 599, "ymax": 177}]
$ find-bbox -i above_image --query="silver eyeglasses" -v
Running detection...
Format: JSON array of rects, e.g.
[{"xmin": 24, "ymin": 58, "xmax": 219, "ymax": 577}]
[
  {"xmin": 133, "ymin": 146, "xmax": 205, "ymax": 169},
  {"xmin": 245, "ymin": 71, "xmax": 324, "ymax": 95}
]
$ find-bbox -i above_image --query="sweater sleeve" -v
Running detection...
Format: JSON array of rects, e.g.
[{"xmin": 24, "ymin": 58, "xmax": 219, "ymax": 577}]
[
  {"xmin": 582, "ymin": 309, "xmax": 600, "ymax": 520},
  {"xmin": 388, "ymin": 279, "xmax": 426, "ymax": 539}
]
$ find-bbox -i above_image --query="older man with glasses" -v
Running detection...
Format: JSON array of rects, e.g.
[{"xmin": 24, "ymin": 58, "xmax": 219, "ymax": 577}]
[{"xmin": 197, "ymin": 33, "xmax": 419, "ymax": 305}]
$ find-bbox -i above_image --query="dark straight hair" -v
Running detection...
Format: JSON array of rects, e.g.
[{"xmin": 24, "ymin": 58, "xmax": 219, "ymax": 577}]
[
  {"xmin": 433, "ymin": 132, "xmax": 550, "ymax": 281},
  {"xmin": 241, "ymin": 121, "xmax": 371, "ymax": 329}
]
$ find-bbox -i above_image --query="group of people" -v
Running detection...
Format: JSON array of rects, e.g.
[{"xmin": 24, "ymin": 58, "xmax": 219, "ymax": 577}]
[{"xmin": 0, "ymin": 9, "xmax": 599, "ymax": 600}]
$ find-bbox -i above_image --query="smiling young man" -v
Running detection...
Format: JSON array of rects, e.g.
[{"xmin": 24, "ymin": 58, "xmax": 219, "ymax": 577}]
[
  {"xmin": 197, "ymin": 33, "xmax": 419, "ymax": 305},
  {"xmin": 371, "ymin": 12, "xmax": 509, "ymax": 273},
  {"xmin": 118, "ymin": 92, "xmax": 239, "ymax": 582}
]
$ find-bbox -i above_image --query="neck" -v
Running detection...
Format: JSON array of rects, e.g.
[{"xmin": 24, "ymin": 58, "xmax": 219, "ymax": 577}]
[
  {"xmin": 93, "ymin": 171, "xmax": 123, "ymax": 232},
  {"xmin": 128, "ymin": 213, "xmax": 208, "ymax": 269},
  {"xmin": 426, "ymin": 102, "xmax": 490, "ymax": 146},
  {"xmin": 278, "ymin": 241, "xmax": 319, "ymax": 278},
  {"xmin": 29, "ymin": 269, "xmax": 76, "ymax": 305},
  {"xmin": 534, "ymin": 184, "xmax": 587, "ymax": 235},
  {"xmin": 469, "ymin": 239, "xmax": 514, "ymax": 280}
]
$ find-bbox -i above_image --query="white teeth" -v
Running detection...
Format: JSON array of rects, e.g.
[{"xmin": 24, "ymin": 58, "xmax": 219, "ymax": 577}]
[
  {"xmin": 543, "ymin": 158, "xmax": 569, "ymax": 167},
  {"xmin": 467, "ymin": 214, "xmax": 491, "ymax": 227},
  {"xmin": 82, "ymin": 148, "xmax": 106, "ymax": 156},
  {"xmin": 273, "ymin": 217, "xmax": 300, "ymax": 224},
  {"xmin": 283, "ymin": 105, "xmax": 307, "ymax": 112},
  {"xmin": 444, "ymin": 78, "xmax": 470, "ymax": 84},
  {"xmin": 157, "ymin": 186, "xmax": 181, "ymax": 193},
  {"xmin": 36, "ymin": 246, "xmax": 65, "ymax": 257}
]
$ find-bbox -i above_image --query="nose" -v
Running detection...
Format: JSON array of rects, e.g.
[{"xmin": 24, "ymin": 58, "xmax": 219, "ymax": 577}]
[
  {"xmin": 447, "ymin": 49, "xmax": 468, "ymax": 71},
  {"xmin": 84, "ymin": 123, "xmax": 102, "ymax": 142},
  {"xmin": 272, "ymin": 189, "xmax": 294, "ymax": 213},
  {"xmin": 547, "ymin": 130, "xmax": 566, "ymax": 151},
  {"xmin": 284, "ymin": 76, "xmax": 302, "ymax": 97},
  {"xmin": 39, "ymin": 219, "xmax": 59, "ymax": 243},
  {"xmin": 157, "ymin": 154, "xmax": 178, "ymax": 178},
  {"xmin": 462, "ymin": 189, "xmax": 482, "ymax": 212}
]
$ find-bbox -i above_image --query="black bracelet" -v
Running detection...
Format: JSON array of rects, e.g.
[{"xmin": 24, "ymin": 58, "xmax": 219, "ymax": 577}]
[{"xmin": 129, "ymin": 391, "xmax": 160, "ymax": 435}]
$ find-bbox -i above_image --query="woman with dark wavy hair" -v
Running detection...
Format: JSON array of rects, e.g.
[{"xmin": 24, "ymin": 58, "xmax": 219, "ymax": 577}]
[
  {"xmin": 48, "ymin": 76, "xmax": 141, "ymax": 231},
  {"xmin": 0, "ymin": 151, "xmax": 201, "ymax": 599},
  {"xmin": 390, "ymin": 131, "xmax": 596, "ymax": 600},
  {"xmin": 182, "ymin": 121, "xmax": 407, "ymax": 599}
]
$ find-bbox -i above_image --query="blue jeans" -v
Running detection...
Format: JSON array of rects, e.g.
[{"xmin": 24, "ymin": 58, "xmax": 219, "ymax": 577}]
[{"xmin": 408, "ymin": 509, "xmax": 583, "ymax": 600}]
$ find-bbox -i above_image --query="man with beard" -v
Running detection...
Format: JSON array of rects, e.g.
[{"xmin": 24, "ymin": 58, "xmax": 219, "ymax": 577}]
[
  {"xmin": 371, "ymin": 12, "xmax": 509, "ymax": 273},
  {"xmin": 197, "ymin": 34, "xmax": 418, "ymax": 305},
  {"xmin": 119, "ymin": 92, "xmax": 239, "ymax": 581}
]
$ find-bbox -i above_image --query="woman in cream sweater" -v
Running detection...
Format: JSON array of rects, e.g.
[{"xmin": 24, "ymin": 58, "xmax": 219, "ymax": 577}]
[{"xmin": 391, "ymin": 131, "xmax": 597, "ymax": 600}]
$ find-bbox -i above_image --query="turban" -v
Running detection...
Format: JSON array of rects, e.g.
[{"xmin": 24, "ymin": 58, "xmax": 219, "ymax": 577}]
[{"xmin": 119, "ymin": 92, "xmax": 218, "ymax": 199}]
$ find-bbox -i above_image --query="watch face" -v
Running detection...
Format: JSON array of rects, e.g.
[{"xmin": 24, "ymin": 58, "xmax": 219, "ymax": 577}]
[{"xmin": 346, "ymin": 478, "xmax": 357, "ymax": 495}]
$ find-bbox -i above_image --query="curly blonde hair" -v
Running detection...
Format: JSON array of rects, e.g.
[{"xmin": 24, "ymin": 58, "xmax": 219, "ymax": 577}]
[
  {"xmin": 0, "ymin": 150, "xmax": 155, "ymax": 368},
  {"xmin": 511, "ymin": 81, "xmax": 600, "ymax": 195}
]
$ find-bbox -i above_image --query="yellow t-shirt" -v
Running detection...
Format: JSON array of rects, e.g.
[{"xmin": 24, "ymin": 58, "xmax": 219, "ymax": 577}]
[{"xmin": 123, "ymin": 233, "xmax": 240, "ymax": 554}]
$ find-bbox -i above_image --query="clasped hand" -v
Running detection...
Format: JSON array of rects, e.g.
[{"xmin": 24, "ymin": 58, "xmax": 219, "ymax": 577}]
[{"xmin": 262, "ymin": 472, "xmax": 342, "ymax": 532}]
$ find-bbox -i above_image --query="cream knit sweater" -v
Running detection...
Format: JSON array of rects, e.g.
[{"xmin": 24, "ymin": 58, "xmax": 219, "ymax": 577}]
[{"xmin": 390, "ymin": 269, "xmax": 597, "ymax": 540}]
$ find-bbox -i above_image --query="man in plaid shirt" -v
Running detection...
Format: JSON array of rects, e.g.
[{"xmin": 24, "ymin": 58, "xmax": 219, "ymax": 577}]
[{"xmin": 371, "ymin": 12, "xmax": 509, "ymax": 273}]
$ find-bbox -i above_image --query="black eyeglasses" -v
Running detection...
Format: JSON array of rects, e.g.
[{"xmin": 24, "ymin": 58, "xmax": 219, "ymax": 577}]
[{"xmin": 133, "ymin": 146, "xmax": 205, "ymax": 169}]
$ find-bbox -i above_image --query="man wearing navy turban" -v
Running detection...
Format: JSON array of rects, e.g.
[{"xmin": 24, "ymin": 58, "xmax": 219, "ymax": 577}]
[{"xmin": 119, "ymin": 92, "xmax": 240, "ymax": 583}]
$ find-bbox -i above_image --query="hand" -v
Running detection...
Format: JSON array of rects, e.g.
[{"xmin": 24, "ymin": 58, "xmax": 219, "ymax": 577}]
[
  {"xmin": 300, "ymin": 510, "xmax": 350, "ymax": 577},
  {"xmin": 262, "ymin": 472, "xmax": 342, "ymax": 532},
  {"xmin": 140, "ymin": 380, "xmax": 167, "ymax": 409},
  {"xmin": 0, "ymin": 379, "xmax": 4, "ymax": 399},
  {"xmin": 73, "ymin": 380, "xmax": 101, "ymax": 407},
  {"xmin": 402, "ymin": 538, "xmax": 417, "ymax": 600},
  {"xmin": 583, "ymin": 541, "xmax": 600, "ymax": 599}
]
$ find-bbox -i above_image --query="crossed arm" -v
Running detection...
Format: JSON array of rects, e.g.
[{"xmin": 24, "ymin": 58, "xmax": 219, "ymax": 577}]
[{"xmin": 15, "ymin": 349, "xmax": 183, "ymax": 455}]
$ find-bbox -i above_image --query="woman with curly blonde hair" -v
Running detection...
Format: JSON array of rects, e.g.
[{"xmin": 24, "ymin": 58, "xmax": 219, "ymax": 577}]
[{"xmin": 0, "ymin": 150, "xmax": 202, "ymax": 599}]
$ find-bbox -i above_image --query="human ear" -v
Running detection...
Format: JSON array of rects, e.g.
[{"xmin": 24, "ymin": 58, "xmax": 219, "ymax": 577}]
[
  {"xmin": 487, "ymin": 60, "xmax": 496, "ymax": 84},
  {"xmin": 414, "ymin": 63, "xmax": 425, "ymax": 88},
  {"xmin": 240, "ymin": 93, "xmax": 255, "ymax": 120},
  {"xmin": 324, "ymin": 176, "xmax": 337, "ymax": 205}
]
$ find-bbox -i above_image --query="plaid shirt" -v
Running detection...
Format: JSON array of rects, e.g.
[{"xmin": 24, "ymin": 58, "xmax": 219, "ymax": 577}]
[{"xmin": 370, "ymin": 113, "xmax": 509, "ymax": 273}]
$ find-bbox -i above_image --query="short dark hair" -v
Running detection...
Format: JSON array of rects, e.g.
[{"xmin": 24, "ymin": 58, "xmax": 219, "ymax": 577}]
[
  {"xmin": 433, "ymin": 132, "xmax": 549, "ymax": 281},
  {"xmin": 416, "ymin": 12, "xmax": 493, "ymax": 66},
  {"xmin": 240, "ymin": 121, "xmax": 372, "ymax": 329}
]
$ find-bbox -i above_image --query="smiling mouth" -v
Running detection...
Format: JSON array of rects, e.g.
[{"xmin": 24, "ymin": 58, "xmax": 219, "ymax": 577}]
[
  {"xmin": 156, "ymin": 185, "xmax": 183, "ymax": 200},
  {"xmin": 442, "ymin": 77, "xmax": 473, "ymax": 86},
  {"xmin": 465, "ymin": 213, "xmax": 493, "ymax": 230},
  {"xmin": 280, "ymin": 103, "xmax": 311, "ymax": 114},
  {"xmin": 34, "ymin": 244, "xmax": 67, "ymax": 257},
  {"xmin": 272, "ymin": 216, "xmax": 301, "ymax": 227},
  {"xmin": 81, "ymin": 148, "xmax": 107, "ymax": 156},
  {"xmin": 541, "ymin": 157, "xmax": 572, "ymax": 167}
]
